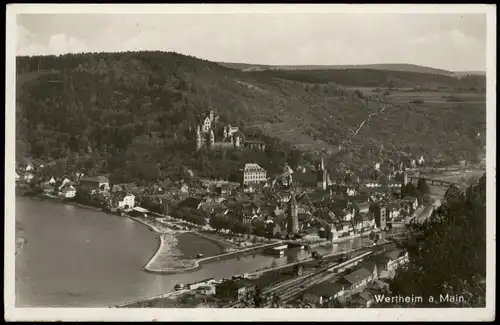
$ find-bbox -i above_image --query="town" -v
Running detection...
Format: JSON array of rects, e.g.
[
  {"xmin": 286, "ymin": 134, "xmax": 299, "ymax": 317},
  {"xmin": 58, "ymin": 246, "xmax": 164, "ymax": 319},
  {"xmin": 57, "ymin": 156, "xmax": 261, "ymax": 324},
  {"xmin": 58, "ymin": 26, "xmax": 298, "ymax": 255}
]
[{"xmin": 15, "ymin": 120, "xmax": 485, "ymax": 308}]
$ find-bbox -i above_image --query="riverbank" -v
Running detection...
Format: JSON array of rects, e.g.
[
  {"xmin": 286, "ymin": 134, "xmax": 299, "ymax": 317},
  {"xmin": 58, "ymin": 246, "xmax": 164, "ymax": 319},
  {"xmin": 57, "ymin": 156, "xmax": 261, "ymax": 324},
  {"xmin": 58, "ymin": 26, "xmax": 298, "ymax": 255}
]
[
  {"xmin": 16, "ymin": 191, "xmax": 110, "ymax": 214},
  {"xmin": 127, "ymin": 214, "xmax": 282, "ymax": 274},
  {"xmin": 144, "ymin": 233, "xmax": 282, "ymax": 274}
]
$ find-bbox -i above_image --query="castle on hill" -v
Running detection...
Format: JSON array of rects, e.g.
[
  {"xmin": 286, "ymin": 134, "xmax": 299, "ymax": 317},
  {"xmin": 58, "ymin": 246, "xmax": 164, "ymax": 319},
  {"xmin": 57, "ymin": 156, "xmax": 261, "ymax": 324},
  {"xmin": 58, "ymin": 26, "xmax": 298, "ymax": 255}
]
[{"xmin": 195, "ymin": 110, "xmax": 241, "ymax": 151}]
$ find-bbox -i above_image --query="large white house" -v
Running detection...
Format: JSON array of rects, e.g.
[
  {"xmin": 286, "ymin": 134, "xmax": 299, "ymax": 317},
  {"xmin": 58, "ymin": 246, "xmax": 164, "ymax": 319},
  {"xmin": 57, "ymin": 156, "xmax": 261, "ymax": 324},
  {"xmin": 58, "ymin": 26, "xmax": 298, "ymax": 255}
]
[
  {"xmin": 242, "ymin": 163, "xmax": 267, "ymax": 185},
  {"xmin": 118, "ymin": 194, "xmax": 136, "ymax": 209}
]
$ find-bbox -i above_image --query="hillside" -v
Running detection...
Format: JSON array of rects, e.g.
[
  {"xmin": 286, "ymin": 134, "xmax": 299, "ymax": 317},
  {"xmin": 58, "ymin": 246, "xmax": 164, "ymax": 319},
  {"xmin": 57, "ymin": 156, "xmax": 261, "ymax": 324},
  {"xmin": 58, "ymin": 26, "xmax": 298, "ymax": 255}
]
[
  {"xmin": 244, "ymin": 68, "xmax": 486, "ymax": 90},
  {"xmin": 15, "ymin": 51, "xmax": 486, "ymax": 183},
  {"xmin": 218, "ymin": 62, "xmax": 455, "ymax": 75}
]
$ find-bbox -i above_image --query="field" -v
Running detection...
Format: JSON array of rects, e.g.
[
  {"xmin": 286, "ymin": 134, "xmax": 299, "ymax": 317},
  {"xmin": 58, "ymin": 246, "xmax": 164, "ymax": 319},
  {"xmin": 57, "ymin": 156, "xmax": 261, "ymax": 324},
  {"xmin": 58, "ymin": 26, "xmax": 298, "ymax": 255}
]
[
  {"xmin": 176, "ymin": 232, "xmax": 231, "ymax": 259},
  {"xmin": 345, "ymin": 87, "xmax": 485, "ymax": 104}
]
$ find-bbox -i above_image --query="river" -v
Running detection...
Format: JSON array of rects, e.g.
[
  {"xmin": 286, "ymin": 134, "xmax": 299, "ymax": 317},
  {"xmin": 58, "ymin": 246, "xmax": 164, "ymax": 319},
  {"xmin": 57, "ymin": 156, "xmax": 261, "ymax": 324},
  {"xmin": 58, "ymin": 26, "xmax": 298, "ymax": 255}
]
[{"xmin": 15, "ymin": 197, "xmax": 383, "ymax": 307}]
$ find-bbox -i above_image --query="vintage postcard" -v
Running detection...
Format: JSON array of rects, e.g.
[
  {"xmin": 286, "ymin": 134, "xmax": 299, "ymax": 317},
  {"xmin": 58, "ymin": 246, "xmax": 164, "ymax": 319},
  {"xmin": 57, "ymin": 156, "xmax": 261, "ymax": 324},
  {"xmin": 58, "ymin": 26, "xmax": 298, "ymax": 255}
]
[{"xmin": 5, "ymin": 3, "xmax": 496, "ymax": 322}]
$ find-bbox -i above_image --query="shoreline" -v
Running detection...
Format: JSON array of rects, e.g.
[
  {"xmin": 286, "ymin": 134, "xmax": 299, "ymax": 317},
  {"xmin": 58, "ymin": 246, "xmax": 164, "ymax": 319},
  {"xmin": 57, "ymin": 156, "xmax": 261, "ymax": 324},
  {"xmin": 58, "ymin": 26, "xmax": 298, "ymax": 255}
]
[
  {"xmin": 16, "ymin": 192, "xmax": 110, "ymax": 214},
  {"xmin": 127, "ymin": 215, "xmax": 282, "ymax": 275}
]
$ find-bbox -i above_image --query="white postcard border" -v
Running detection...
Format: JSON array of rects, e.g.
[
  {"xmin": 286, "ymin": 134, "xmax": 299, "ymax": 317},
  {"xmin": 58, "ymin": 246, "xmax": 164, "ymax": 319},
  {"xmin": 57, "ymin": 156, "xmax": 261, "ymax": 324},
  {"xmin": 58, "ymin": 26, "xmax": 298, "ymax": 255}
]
[{"xmin": 5, "ymin": 3, "xmax": 496, "ymax": 322}]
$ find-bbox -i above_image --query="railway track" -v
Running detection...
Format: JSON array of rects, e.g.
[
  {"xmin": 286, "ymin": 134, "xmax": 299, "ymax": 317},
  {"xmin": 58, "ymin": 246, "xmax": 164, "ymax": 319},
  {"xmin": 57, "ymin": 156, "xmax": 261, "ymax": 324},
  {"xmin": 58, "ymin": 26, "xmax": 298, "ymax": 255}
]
[{"xmin": 225, "ymin": 242, "xmax": 397, "ymax": 308}]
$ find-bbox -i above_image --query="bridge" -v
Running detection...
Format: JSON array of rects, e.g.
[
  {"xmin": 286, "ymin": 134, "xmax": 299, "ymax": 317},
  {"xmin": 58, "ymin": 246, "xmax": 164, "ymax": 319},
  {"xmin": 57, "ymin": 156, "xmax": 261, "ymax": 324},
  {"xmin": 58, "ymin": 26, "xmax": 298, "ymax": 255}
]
[{"xmin": 408, "ymin": 176, "xmax": 457, "ymax": 187}]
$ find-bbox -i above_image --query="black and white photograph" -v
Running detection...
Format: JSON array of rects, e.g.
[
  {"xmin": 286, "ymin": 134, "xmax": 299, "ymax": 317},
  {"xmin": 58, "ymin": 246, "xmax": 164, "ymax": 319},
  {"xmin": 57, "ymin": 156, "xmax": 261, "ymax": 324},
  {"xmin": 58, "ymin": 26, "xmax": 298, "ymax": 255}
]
[{"xmin": 5, "ymin": 4, "xmax": 495, "ymax": 322}]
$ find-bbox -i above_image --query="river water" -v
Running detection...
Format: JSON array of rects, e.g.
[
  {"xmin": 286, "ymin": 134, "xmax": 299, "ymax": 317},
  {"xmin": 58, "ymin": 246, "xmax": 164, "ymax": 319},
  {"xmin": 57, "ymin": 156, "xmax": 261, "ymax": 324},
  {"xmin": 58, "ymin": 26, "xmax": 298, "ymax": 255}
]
[{"xmin": 15, "ymin": 197, "xmax": 379, "ymax": 307}]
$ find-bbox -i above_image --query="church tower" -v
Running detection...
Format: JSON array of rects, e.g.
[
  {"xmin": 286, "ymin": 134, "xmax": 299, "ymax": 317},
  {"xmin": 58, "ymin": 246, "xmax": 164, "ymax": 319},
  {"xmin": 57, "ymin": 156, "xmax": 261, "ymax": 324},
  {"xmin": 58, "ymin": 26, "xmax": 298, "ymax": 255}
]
[
  {"xmin": 209, "ymin": 110, "xmax": 214, "ymax": 124},
  {"xmin": 287, "ymin": 194, "xmax": 299, "ymax": 235},
  {"xmin": 234, "ymin": 135, "xmax": 240, "ymax": 148},
  {"xmin": 317, "ymin": 156, "xmax": 327, "ymax": 190},
  {"xmin": 196, "ymin": 125, "xmax": 202, "ymax": 150},
  {"xmin": 209, "ymin": 130, "xmax": 215, "ymax": 149}
]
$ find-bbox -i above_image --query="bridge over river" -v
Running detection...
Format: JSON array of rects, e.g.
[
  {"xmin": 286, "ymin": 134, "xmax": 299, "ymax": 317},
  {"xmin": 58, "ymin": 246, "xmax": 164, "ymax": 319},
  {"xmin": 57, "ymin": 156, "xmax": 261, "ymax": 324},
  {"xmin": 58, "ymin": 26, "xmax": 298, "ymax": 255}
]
[{"xmin": 408, "ymin": 176, "xmax": 457, "ymax": 187}]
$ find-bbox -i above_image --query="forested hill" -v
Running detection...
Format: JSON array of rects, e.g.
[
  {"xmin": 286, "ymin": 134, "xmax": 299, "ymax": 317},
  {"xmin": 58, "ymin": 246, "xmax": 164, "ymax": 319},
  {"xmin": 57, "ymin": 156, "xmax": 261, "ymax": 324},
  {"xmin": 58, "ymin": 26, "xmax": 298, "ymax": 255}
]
[
  {"xmin": 16, "ymin": 51, "xmax": 486, "ymax": 184},
  {"xmin": 244, "ymin": 68, "xmax": 486, "ymax": 89},
  {"xmin": 15, "ymin": 51, "xmax": 358, "ymax": 182}
]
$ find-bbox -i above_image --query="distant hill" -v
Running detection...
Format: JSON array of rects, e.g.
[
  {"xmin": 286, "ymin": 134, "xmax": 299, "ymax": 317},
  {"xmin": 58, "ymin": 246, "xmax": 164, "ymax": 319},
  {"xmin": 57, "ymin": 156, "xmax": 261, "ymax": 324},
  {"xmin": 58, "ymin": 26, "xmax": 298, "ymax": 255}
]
[
  {"xmin": 218, "ymin": 62, "xmax": 455, "ymax": 76},
  {"xmin": 452, "ymin": 71, "xmax": 487, "ymax": 77},
  {"xmin": 16, "ymin": 51, "xmax": 485, "ymax": 183},
  {"xmin": 244, "ymin": 68, "xmax": 486, "ymax": 90}
]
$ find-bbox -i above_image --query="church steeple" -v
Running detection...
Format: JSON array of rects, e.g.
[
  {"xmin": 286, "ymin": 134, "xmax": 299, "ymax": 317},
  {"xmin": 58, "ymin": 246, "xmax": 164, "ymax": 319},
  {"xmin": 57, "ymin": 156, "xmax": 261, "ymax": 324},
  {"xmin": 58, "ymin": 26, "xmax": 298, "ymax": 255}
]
[
  {"xmin": 318, "ymin": 156, "xmax": 325, "ymax": 171},
  {"xmin": 317, "ymin": 156, "xmax": 327, "ymax": 190},
  {"xmin": 287, "ymin": 193, "xmax": 299, "ymax": 235}
]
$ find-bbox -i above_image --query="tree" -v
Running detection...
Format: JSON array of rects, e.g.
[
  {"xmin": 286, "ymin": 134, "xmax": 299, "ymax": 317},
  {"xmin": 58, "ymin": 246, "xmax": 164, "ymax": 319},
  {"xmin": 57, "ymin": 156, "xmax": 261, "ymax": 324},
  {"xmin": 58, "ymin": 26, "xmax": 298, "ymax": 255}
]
[
  {"xmin": 209, "ymin": 215, "xmax": 227, "ymax": 232},
  {"xmin": 416, "ymin": 178, "xmax": 430, "ymax": 196},
  {"xmin": 253, "ymin": 287, "xmax": 265, "ymax": 308},
  {"xmin": 74, "ymin": 187, "xmax": 91, "ymax": 204},
  {"xmin": 287, "ymin": 149, "xmax": 303, "ymax": 170},
  {"xmin": 403, "ymin": 182, "xmax": 418, "ymax": 197}
]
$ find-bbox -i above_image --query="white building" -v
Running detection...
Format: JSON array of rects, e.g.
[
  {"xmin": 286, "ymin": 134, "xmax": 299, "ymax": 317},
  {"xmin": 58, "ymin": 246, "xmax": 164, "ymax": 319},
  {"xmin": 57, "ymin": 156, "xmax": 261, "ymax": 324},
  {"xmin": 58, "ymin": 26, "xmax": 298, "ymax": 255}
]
[
  {"xmin": 118, "ymin": 194, "xmax": 136, "ymax": 209},
  {"xmin": 346, "ymin": 187, "xmax": 356, "ymax": 196},
  {"xmin": 180, "ymin": 184, "xmax": 189, "ymax": 194},
  {"xmin": 60, "ymin": 186, "xmax": 76, "ymax": 198},
  {"xmin": 24, "ymin": 173, "xmax": 34, "ymax": 182},
  {"xmin": 48, "ymin": 177, "xmax": 56, "ymax": 185},
  {"xmin": 26, "ymin": 164, "xmax": 34, "ymax": 171},
  {"xmin": 242, "ymin": 163, "xmax": 267, "ymax": 185},
  {"xmin": 61, "ymin": 178, "xmax": 72, "ymax": 187}
]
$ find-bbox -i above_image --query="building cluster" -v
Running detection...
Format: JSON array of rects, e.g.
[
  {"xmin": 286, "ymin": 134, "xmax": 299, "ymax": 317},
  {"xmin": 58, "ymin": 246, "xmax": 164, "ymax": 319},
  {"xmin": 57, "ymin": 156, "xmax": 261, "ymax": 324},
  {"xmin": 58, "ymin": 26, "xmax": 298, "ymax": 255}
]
[
  {"xmin": 164, "ymin": 246, "xmax": 410, "ymax": 308},
  {"xmin": 16, "ymin": 163, "xmax": 137, "ymax": 212},
  {"xmin": 195, "ymin": 110, "xmax": 266, "ymax": 151},
  {"xmin": 16, "ymin": 149, "xmax": 428, "ymax": 245},
  {"xmin": 298, "ymin": 248, "xmax": 410, "ymax": 308},
  {"xmin": 157, "ymin": 156, "xmax": 422, "ymax": 243}
]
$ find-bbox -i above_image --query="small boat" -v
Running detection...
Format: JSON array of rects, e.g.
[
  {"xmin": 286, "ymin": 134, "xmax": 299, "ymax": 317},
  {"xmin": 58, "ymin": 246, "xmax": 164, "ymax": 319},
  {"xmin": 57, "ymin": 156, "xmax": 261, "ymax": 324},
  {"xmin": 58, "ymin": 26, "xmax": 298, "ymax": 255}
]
[
  {"xmin": 174, "ymin": 284, "xmax": 185, "ymax": 291},
  {"xmin": 197, "ymin": 253, "xmax": 204, "ymax": 258}
]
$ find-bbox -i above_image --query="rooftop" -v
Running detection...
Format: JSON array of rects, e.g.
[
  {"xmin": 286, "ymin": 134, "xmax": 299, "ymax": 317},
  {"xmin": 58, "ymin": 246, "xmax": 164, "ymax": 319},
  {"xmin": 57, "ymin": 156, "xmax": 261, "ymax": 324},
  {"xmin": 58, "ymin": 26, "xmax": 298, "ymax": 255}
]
[
  {"xmin": 81, "ymin": 176, "xmax": 110, "ymax": 183},
  {"xmin": 384, "ymin": 248, "xmax": 406, "ymax": 261},
  {"xmin": 343, "ymin": 267, "xmax": 373, "ymax": 285},
  {"xmin": 243, "ymin": 163, "xmax": 265, "ymax": 172},
  {"xmin": 351, "ymin": 291, "xmax": 373, "ymax": 303},
  {"xmin": 304, "ymin": 281, "xmax": 346, "ymax": 298},
  {"xmin": 132, "ymin": 206, "xmax": 149, "ymax": 213},
  {"xmin": 243, "ymin": 140, "xmax": 265, "ymax": 145}
]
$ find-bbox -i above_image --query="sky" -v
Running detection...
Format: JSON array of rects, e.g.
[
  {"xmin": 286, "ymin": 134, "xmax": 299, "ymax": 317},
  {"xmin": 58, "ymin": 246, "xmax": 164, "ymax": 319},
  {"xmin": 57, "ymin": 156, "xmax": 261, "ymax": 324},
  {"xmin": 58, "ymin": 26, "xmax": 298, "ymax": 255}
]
[{"xmin": 16, "ymin": 12, "xmax": 487, "ymax": 72}]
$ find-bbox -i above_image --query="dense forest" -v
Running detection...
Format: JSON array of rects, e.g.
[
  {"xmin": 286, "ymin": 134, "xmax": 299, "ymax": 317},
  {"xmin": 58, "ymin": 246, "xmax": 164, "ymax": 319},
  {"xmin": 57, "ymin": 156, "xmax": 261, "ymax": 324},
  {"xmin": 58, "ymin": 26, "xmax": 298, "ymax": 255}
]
[
  {"xmin": 16, "ymin": 51, "xmax": 486, "ymax": 183},
  {"xmin": 246, "ymin": 68, "xmax": 486, "ymax": 89}
]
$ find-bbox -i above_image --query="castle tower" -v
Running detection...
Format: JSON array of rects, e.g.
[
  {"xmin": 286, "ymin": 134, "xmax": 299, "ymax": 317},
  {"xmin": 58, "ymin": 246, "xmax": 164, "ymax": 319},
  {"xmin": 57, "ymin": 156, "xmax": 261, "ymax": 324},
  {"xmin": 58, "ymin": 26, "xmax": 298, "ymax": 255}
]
[
  {"xmin": 234, "ymin": 135, "xmax": 240, "ymax": 148},
  {"xmin": 196, "ymin": 125, "xmax": 202, "ymax": 150},
  {"xmin": 209, "ymin": 129, "xmax": 215, "ymax": 149},
  {"xmin": 317, "ymin": 156, "xmax": 327, "ymax": 190},
  {"xmin": 223, "ymin": 126, "xmax": 228, "ymax": 140},
  {"xmin": 287, "ymin": 194, "xmax": 299, "ymax": 235},
  {"xmin": 319, "ymin": 156, "xmax": 325, "ymax": 171},
  {"xmin": 209, "ymin": 110, "xmax": 214, "ymax": 123}
]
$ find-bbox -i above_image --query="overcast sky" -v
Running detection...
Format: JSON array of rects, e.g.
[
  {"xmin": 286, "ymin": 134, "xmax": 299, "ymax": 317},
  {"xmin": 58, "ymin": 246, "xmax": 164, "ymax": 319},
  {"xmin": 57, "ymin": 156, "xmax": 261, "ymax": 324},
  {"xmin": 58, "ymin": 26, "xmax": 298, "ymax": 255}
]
[{"xmin": 16, "ymin": 13, "xmax": 487, "ymax": 71}]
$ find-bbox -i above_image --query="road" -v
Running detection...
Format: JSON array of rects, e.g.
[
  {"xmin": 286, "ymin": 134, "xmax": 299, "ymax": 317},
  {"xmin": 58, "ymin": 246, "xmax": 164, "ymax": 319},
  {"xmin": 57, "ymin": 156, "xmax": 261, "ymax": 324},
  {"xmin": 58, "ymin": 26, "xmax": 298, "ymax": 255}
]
[{"xmin": 339, "ymin": 103, "xmax": 388, "ymax": 150}]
